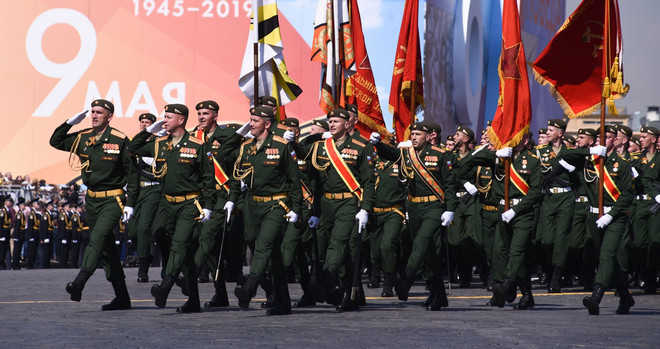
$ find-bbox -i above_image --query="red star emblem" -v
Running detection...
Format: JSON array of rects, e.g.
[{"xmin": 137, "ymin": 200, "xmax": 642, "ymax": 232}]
[{"xmin": 501, "ymin": 42, "xmax": 521, "ymax": 80}]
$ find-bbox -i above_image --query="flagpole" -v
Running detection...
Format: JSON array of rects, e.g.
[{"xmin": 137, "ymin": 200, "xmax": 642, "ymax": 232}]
[
  {"xmin": 598, "ymin": 0, "xmax": 612, "ymax": 218},
  {"xmin": 409, "ymin": 84, "xmax": 416, "ymax": 138},
  {"xmin": 504, "ymin": 158, "xmax": 511, "ymax": 211},
  {"xmin": 253, "ymin": 42, "xmax": 259, "ymax": 106}
]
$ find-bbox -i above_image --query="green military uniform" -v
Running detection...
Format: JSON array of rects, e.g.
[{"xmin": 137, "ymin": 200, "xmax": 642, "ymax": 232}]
[
  {"xmin": 466, "ymin": 146, "xmax": 542, "ymax": 309},
  {"xmin": 476, "ymin": 163, "xmax": 498, "ymax": 290},
  {"xmin": 309, "ymin": 115, "xmax": 375, "ymax": 310},
  {"xmin": 374, "ymin": 124, "xmax": 456, "ymax": 310},
  {"xmin": 233, "ymin": 115, "xmax": 302, "ymax": 315},
  {"xmin": 50, "ymin": 99, "xmax": 138, "ymax": 310},
  {"xmin": 563, "ymin": 142, "xmax": 635, "ymax": 315}
]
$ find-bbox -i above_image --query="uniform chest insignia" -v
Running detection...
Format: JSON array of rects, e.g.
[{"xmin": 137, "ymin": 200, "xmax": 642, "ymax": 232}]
[
  {"xmin": 85, "ymin": 137, "xmax": 96, "ymax": 147},
  {"xmin": 297, "ymin": 159, "xmax": 306, "ymax": 166},
  {"xmin": 613, "ymin": 162, "xmax": 619, "ymax": 172},
  {"xmin": 522, "ymin": 159, "xmax": 527, "ymax": 169},
  {"xmin": 423, "ymin": 156, "xmax": 438, "ymax": 167},
  {"xmin": 266, "ymin": 148, "xmax": 280, "ymax": 160},
  {"xmin": 392, "ymin": 164, "xmax": 399, "ymax": 173},
  {"xmin": 180, "ymin": 147, "xmax": 197, "ymax": 158},
  {"xmin": 248, "ymin": 145, "xmax": 257, "ymax": 156},
  {"xmin": 642, "ymin": 158, "xmax": 648, "ymax": 165},
  {"xmin": 651, "ymin": 163, "xmax": 655, "ymax": 169},
  {"xmin": 163, "ymin": 141, "xmax": 174, "ymax": 151},
  {"xmin": 102, "ymin": 143, "xmax": 120, "ymax": 154},
  {"xmin": 446, "ymin": 160, "xmax": 452, "ymax": 170},
  {"xmin": 212, "ymin": 140, "xmax": 221, "ymax": 149},
  {"xmin": 340, "ymin": 148, "xmax": 358, "ymax": 160}
]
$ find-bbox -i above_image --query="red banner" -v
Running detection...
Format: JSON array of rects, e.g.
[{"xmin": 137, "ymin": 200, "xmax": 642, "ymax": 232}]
[
  {"xmin": 487, "ymin": 0, "xmax": 532, "ymax": 149},
  {"xmin": 388, "ymin": 0, "xmax": 423, "ymax": 142}
]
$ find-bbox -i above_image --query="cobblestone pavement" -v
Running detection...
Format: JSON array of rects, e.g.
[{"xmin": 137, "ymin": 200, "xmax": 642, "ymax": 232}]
[{"xmin": 1, "ymin": 268, "xmax": 659, "ymax": 348}]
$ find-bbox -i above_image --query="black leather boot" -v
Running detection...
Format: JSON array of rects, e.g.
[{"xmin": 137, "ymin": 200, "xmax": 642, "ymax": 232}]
[
  {"xmin": 336, "ymin": 286, "xmax": 359, "ymax": 312},
  {"xmin": 151, "ymin": 275, "xmax": 175, "ymax": 308},
  {"xmin": 643, "ymin": 269, "xmax": 657, "ymax": 294},
  {"xmin": 426, "ymin": 280, "xmax": 448, "ymax": 311},
  {"xmin": 137, "ymin": 257, "xmax": 150, "ymax": 283},
  {"xmin": 513, "ymin": 280, "xmax": 535, "ymax": 310},
  {"xmin": 293, "ymin": 277, "xmax": 316, "ymax": 307},
  {"xmin": 205, "ymin": 279, "xmax": 229, "ymax": 307},
  {"xmin": 506, "ymin": 280, "xmax": 518, "ymax": 303},
  {"xmin": 260, "ymin": 277, "xmax": 275, "ymax": 308},
  {"xmin": 267, "ymin": 282, "xmax": 292, "ymax": 315},
  {"xmin": 492, "ymin": 278, "xmax": 514, "ymax": 308},
  {"xmin": 234, "ymin": 274, "xmax": 260, "ymax": 309},
  {"xmin": 321, "ymin": 272, "xmax": 343, "ymax": 306},
  {"xmin": 393, "ymin": 268, "xmax": 415, "ymax": 301},
  {"xmin": 102, "ymin": 279, "xmax": 131, "ymax": 311},
  {"xmin": 381, "ymin": 272, "xmax": 394, "ymax": 297},
  {"xmin": 486, "ymin": 295, "xmax": 497, "ymax": 306},
  {"xmin": 582, "ymin": 283, "xmax": 606, "ymax": 315},
  {"xmin": 66, "ymin": 269, "xmax": 93, "ymax": 302},
  {"xmin": 367, "ymin": 265, "xmax": 381, "ymax": 288},
  {"xmin": 421, "ymin": 281, "xmax": 435, "ymax": 307},
  {"xmin": 175, "ymin": 275, "xmax": 190, "ymax": 297},
  {"xmin": 548, "ymin": 266, "xmax": 562, "ymax": 293},
  {"xmin": 486, "ymin": 269, "xmax": 494, "ymax": 292},
  {"xmin": 177, "ymin": 277, "xmax": 201, "ymax": 313},
  {"xmin": 615, "ymin": 285, "xmax": 635, "ymax": 315}
]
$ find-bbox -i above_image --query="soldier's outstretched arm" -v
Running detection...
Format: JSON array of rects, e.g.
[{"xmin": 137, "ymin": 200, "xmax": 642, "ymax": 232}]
[
  {"xmin": 120, "ymin": 137, "xmax": 139, "ymax": 208},
  {"xmin": 49, "ymin": 122, "xmax": 80, "ymax": 152},
  {"xmin": 127, "ymin": 129, "xmax": 153, "ymax": 156},
  {"xmin": 285, "ymin": 142, "xmax": 303, "ymax": 214},
  {"xmin": 374, "ymin": 142, "xmax": 399, "ymax": 162}
]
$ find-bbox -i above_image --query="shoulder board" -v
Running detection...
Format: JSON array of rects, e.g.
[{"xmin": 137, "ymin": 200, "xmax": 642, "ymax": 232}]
[
  {"xmin": 276, "ymin": 123, "xmax": 288, "ymax": 130},
  {"xmin": 351, "ymin": 138, "xmax": 365, "ymax": 147},
  {"xmin": 242, "ymin": 138, "xmax": 254, "ymax": 147},
  {"xmin": 156, "ymin": 135, "xmax": 168, "ymax": 142},
  {"xmin": 616, "ymin": 154, "xmax": 630, "ymax": 162},
  {"xmin": 188, "ymin": 136, "xmax": 203, "ymax": 145},
  {"xmin": 110, "ymin": 129, "xmax": 127, "ymax": 139},
  {"xmin": 630, "ymin": 151, "xmax": 641, "ymax": 159},
  {"xmin": 536, "ymin": 144, "xmax": 548, "ymax": 150},
  {"xmin": 526, "ymin": 151, "xmax": 539, "ymax": 159},
  {"xmin": 79, "ymin": 128, "xmax": 94, "ymax": 135},
  {"xmin": 431, "ymin": 146, "xmax": 445, "ymax": 153},
  {"xmin": 272, "ymin": 135, "xmax": 288, "ymax": 144}
]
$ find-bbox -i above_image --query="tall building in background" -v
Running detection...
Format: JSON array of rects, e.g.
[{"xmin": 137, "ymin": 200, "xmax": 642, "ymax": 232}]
[{"xmin": 424, "ymin": 0, "xmax": 565, "ymax": 137}]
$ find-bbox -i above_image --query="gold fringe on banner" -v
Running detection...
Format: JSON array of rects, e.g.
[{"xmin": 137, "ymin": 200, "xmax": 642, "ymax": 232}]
[{"xmin": 532, "ymin": 69, "xmax": 600, "ymax": 119}]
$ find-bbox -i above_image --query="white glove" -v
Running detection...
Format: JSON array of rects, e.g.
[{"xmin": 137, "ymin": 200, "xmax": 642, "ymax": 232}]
[
  {"xmin": 463, "ymin": 182, "xmax": 478, "ymax": 196},
  {"xmin": 322, "ymin": 131, "xmax": 332, "ymax": 140},
  {"xmin": 496, "ymin": 147, "xmax": 512, "ymax": 158},
  {"xmin": 441, "ymin": 211, "xmax": 454, "ymax": 226},
  {"xmin": 61, "ymin": 239, "xmax": 67, "ymax": 245},
  {"xmin": 240, "ymin": 180, "xmax": 248, "ymax": 192},
  {"xmin": 223, "ymin": 201, "xmax": 234, "ymax": 223},
  {"xmin": 631, "ymin": 167, "xmax": 639, "ymax": 179},
  {"xmin": 44, "ymin": 239, "xmax": 50, "ymax": 244},
  {"xmin": 501, "ymin": 209, "xmax": 516, "ymax": 223},
  {"xmin": 200, "ymin": 208, "xmax": 212, "ymax": 223},
  {"xmin": 0, "ymin": 237, "xmax": 5, "ymax": 242},
  {"xmin": 122, "ymin": 206, "xmax": 134, "ymax": 222},
  {"xmin": 355, "ymin": 209, "xmax": 369, "ymax": 229},
  {"xmin": 596, "ymin": 214, "xmax": 613, "ymax": 228},
  {"xmin": 590, "ymin": 145, "xmax": 607, "ymax": 157},
  {"xmin": 369, "ymin": 132, "xmax": 381, "ymax": 145},
  {"xmin": 115, "ymin": 240, "xmax": 121, "ymax": 245},
  {"xmin": 72, "ymin": 240, "xmax": 78, "ymax": 244},
  {"xmin": 13, "ymin": 238, "xmax": 19, "ymax": 242},
  {"xmin": 66, "ymin": 110, "xmax": 88, "ymax": 125},
  {"xmin": 655, "ymin": 194, "xmax": 660, "ymax": 204},
  {"xmin": 308, "ymin": 216, "xmax": 320, "ymax": 229},
  {"xmin": 236, "ymin": 122, "xmax": 251, "ymax": 137},
  {"xmin": 146, "ymin": 119, "xmax": 165, "ymax": 134},
  {"xmin": 29, "ymin": 238, "xmax": 35, "ymax": 242},
  {"xmin": 558, "ymin": 159, "xmax": 575, "ymax": 173},
  {"xmin": 285, "ymin": 211, "xmax": 298, "ymax": 223},
  {"xmin": 156, "ymin": 129, "xmax": 168, "ymax": 137},
  {"xmin": 397, "ymin": 140, "xmax": 412, "ymax": 148},
  {"xmin": 283, "ymin": 130, "xmax": 295, "ymax": 142}
]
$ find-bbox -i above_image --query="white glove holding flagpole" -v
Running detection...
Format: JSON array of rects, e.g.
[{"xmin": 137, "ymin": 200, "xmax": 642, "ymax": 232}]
[
  {"xmin": 369, "ymin": 132, "xmax": 381, "ymax": 145},
  {"xmin": 590, "ymin": 145, "xmax": 607, "ymax": 157},
  {"xmin": 496, "ymin": 147, "xmax": 512, "ymax": 158}
]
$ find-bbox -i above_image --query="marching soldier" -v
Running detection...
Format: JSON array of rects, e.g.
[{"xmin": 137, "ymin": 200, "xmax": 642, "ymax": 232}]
[
  {"xmin": 232, "ymin": 106, "xmax": 302, "ymax": 315},
  {"xmin": 370, "ymin": 122, "xmax": 456, "ymax": 311},
  {"xmin": 536, "ymin": 119, "xmax": 577, "ymax": 293},
  {"xmin": 308, "ymin": 108, "xmax": 374, "ymax": 311},
  {"xmin": 11, "ymin": 197, "xmax": 27, "ymax": 270},
  {"xmin": 39, "ymin": 201, "xmax": 55, "ymax": 269},
  {"xmin": 130, "ymin": 104, "xmax": 215, "ymax": 313},
  {"xmin": 562, "ymin": 125, "xmax": 635, "ymax": 315},
  {"xmin": 127, "ymin": 112, "xmax": 163, "ymax": 283},
  {"xmin": 0, "ymin": 196, "xmax": 12, "ymax": 269},
  {"xmin": 26, "ymin": 200, "xmax": 42, "ymax": 269},
  {"xmin": 614, "ymin": 125, "xmax": 633, "ymax": 159},
  {"xmin": 58, "ymin": 202, "xmax": 73, "ymax": 268},
  {"xmin": 70, "ymin": 203, "xmax": 82, "ymax": 269},
  {"xmin": 258, "ymin": 96, "xmax": 289, "ymax": 137},
  {"xmin": 537, "ymin": 128, "xmax": 548, "ymax": 145},
  {"xmin": 50, "ymin": 99, "xmax": 137, "ymax": 311}
]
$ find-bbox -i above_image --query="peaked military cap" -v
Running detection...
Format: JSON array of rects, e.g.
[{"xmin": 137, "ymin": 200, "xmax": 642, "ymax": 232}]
[
  {"xmin": 457, "ymin": 126, "xmax": 475, "ymax": 139},
  {"xmin": 640, "ymin": 126, "xmax": 659, "ymax": 136},
  {"xmin": 327, "ymin": 108, "xmax": 350, "ymax": 120},
  {"xmin": 486, "ymin": 120, "xmax": 492, "ymax": 127},
  {"xmin": 597, "ymin": 125, "xmax": 617, "ymax": 134},
  {"xmin": 138, "ymin": 113, "xmax": 156, "ymax": 122},
  {"xmin": 258, "ymin": 96, "xmax": 278, "ymax": 107},
  {"xmin": 312, "ymin": 119, "xmax": 329, "ymax": 131},
  {"xmin": 410, "ymin": 122, "xmax": 431, "ymax": 133},
  {"xmin": 196, "ymin": 100, "xmax": 219, "ymax": 111},
  {"xmin": 250, "ymin": 106, "xmax": 275, "ymax": 118},
  {"xmin": 578, "ymin": 128, "xmax": 597, "ymax": 137},
  {"xmin": 428, "ymin": 122, "xmax": 442, "ymax": 134},
  {"xmin": 345, "ymin": 104, "xmax": 358, "ymax": 114},
  {"xmin": 615, "ymin": 125, "xmax": 632, "ymax": 137},
  {"xmin": 91, "ymin": 99, "xmax": 114, "ymax": 113},
  {"xmin": 547, "ymin": 118, "xmax": 567, "ymax": 130},
  {"xmin": 564, "ymin": 135, "xmax": 576, "ymax": 145},
  {"xmin": 630, "ymin": 136, "xmax": 641, "ymax": 147},
  {"xmin": 164, "ymin": 104, "xmax": 189, "ymax": 117},
  {"xmin": 446, "ymin": 135, "xmax": 454, "ymax": 141},
  {"xmin": 280, "ymin": 118, "xmax": 299, "ymax": 128},
  {"xmin": 538, "ymin": 128, "xmax": 548, "ymax": 135}
]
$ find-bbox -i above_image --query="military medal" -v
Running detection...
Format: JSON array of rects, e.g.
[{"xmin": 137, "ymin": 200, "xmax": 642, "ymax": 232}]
[
  {"xmin": 613, "ymin": 162, "xmax": 619, "ymax": 172},
  {"xmin": 522, "ymin": 159, "xmax": 527, "ymax": 169}
]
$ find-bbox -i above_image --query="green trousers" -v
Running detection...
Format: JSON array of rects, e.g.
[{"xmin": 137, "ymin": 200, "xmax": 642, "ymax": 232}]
[
  {"xmin": 128, "ymin": 185, "xmax": 162, "ymax": 259},
  {"xmin": 586, "ymin": 212, "xmax": 629, "ymax": 288},
  {"xmin": 194, "ymin": 193, "xmax": 229, "ymax": 280},
  {"xmin": 492, "ymin": 208, "xmax": 533, "ymax": 283},
  {"xmin": 370, "ymin": 210, "xmax": 404, "ymax": 275},
  {"xmin": 246, "ymin": 198, "xmax": 288, "ymax": 287},
  {"xmin": 161, "ymin": 199, "xmax": 201, "ymax": 278},
  {"xmin": 81, "ymin": 195, "xmax": 125, "ymax": 281},
  {"xmin": 540, "ymin": 192, "xmax": 575, "ymax": 269},
  {"xmin": 568, "ymin": 202, "xmax": 588, "ymax": 250},
  {"xmin": 406, "ymin": 200, "xmax": 444, "ymax": 281},
  {"xmin": 320, "ymin": 196, "xmax": 359, "ymax": 281},
  {"xmin": 480, "ymin": 208, "xmax": 499, "ymax": 266}
]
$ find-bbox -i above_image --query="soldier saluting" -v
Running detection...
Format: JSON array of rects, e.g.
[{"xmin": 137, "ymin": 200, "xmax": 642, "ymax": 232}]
[{"xmin": 50, "ymin": 99, "xmax": 138, "ymax": 311}]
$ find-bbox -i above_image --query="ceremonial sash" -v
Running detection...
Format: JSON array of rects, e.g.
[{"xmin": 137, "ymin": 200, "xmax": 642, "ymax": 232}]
[
  {"xmin": 509, "ymin": 164, "xmax": 529, "ymax": 195},
  {"xmin": 407, "ymin": 147, "xmax": 445, "ymax": 201},
  {"xmin": 301, "ymin": 180, "xmax": 314, "ymax": 206},
  {"xmin": 193, "ymin": 130, "xmax": 230, "ymax": 191},
  {"xmin": 592, "ymin": 155, "xmax": 621, "ymax": 201},
  {"xmin": 325, "ymin": 138, "xmax": 363, "ymax": 201}
]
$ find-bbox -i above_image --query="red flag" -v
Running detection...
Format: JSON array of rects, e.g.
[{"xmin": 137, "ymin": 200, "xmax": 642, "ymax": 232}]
[
  {"xmin": 388, "ymin": 0, "xmax": 424, "ymax": 142},
  {"xmin": 345, "ymin": 0, "xmax": 389, "ymax": 138},
  {"xmin": 533, "ymin": 0, "xmax": 627, "ymax": 118},
  {"xmin": 487, "ymin": 0, "xmax": 532, "ymax": 149}
]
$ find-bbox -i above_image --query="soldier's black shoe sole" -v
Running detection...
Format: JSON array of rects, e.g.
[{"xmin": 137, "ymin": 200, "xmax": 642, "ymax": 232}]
[
  {"xmin": 234, "ymin": 287, "xmax": 252, "ymax": 309},
  {"xmin": 137, "ymin": 277, "xmax": 149, "ymax": 283},
  {"xmin": 267, "ymin": 304, "xmax": 292, "ymax": 315},
  {"xmin": 616, "ymin": 295, "xmax": 635, "ymax": 315},
  {"xmin": 66, "ymin": 282, "xmax": 82, "ymax": 302},
  {"xmin": 582, "ymin": 296, "xmax": 600, "ymax": 315},
  {"xmin": 204, "ymin": 295, "xmax": 229, "ymax": 307},
  {"xmin": 393, "ymin": 279, "xmax": 409, "ymax": 301},
  {"xmin": 492, "ymin": 284, "xmax": 506, "ymax": 308},
  {"xmin": 177, "ymin": 301, "xmax": 201, "ymax": 313},
  {"xmin": 102, "ymin": 299, "xmax": 131, "ymax": 311},
  {"xmin": 151, "ymin": 285, "xmax": 168, "ymax": 308},
  {"xmin": 293, "ymin": 294, "xmax": 316, "ymax": 307}
]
